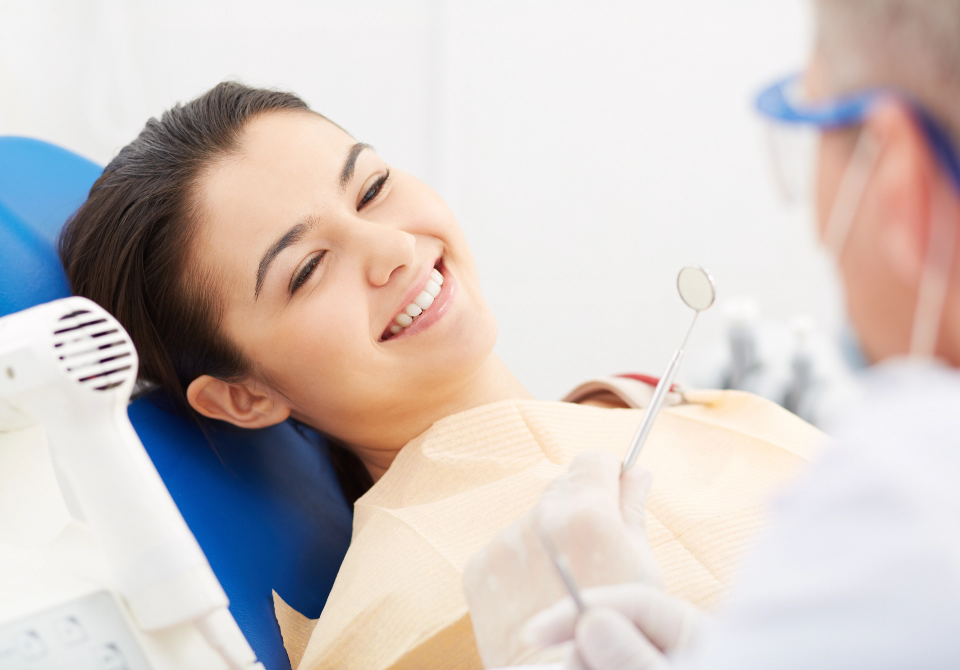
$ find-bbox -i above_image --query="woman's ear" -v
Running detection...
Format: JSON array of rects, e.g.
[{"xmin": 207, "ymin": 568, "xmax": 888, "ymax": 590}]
[{"xmin": 186, "ymin": 374, "xmax": 291, "ymax": 429}]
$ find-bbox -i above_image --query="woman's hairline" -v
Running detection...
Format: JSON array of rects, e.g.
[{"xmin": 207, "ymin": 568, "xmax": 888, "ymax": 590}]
[{"xmin": 177, "ymin": 107, "xmax": 334, "ymax": 399}]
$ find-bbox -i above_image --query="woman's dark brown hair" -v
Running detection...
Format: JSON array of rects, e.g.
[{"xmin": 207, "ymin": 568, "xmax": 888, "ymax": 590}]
[{"xmin": 58, "ymin": 81, "xmax": 372, "ymax": 501}]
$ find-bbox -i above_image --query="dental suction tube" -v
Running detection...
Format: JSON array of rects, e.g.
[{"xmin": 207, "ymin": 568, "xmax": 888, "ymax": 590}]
[{"xmin": 0, "ymin": 297, "xmax": 256, "ymax": 669}]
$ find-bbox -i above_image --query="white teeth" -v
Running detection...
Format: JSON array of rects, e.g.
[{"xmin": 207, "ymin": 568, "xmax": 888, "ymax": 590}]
[
  {"xmin": 388, "ymin": 267, "xmax": 446, "ymax": 338},
  {"xmin": 414, "ymin": 291, "xmax": 434, "ymax": 310}
]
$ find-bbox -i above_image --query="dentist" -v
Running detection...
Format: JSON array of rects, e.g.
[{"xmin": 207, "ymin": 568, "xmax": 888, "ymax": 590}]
[{"xmin": 464, "ymin": 1, "xmax": 960, "ymax": 668}]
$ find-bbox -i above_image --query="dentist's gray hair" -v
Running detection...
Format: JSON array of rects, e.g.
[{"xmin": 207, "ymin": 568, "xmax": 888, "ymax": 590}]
[{"xmin": 815, "ymin": 0, "xmax": 960, "ymax": 135}]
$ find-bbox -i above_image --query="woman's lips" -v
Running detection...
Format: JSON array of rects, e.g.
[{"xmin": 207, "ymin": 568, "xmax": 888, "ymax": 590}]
[
  {"xmin": 381, "ymin": 261, "xmax": 454, "ymax": 342},
  {"xmin": 389, "ymin": 267, "xmax": 443, "ymax": 332}
]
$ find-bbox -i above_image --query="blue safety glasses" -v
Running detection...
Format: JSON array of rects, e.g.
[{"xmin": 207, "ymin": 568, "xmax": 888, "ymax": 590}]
[{"xmin": 755, "ymin": 74, "xmax": 960, "ymax": 197}]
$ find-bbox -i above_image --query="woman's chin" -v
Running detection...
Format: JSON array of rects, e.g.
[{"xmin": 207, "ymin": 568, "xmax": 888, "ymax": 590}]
[{"xmin": 406, "ymin": 303, "xmax": 498, "ymax": 390}]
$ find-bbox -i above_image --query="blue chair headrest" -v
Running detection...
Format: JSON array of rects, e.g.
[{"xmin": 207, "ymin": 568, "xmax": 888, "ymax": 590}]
[
  {"xmin": 0, "ymin": 201, "xmax": 71, "ymax": 317},
  {"xmin": 0, "ymin": 136, "xmax": 102, "ymax": 242},
  {"xmin": 0, "ymin": 136, "xmax": 353, "ymax": 670},
  {"xmin": 0, "ymin": 136, "xmax": 98, "ymax": 318},
  {"xmin": 130, "ymin": 394, "xmax": 352, "ymax": 670}
]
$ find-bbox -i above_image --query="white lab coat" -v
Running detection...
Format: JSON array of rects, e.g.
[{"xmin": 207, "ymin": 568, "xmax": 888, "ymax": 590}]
[{"xmin": 675, "ymin": 360, "xmax": 960, "ymax": 670}]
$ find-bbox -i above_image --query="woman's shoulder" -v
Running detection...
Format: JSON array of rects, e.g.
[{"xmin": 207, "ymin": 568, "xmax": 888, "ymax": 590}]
[{"xmin": 564, "ymin": 375, "xmax": 668, "ymax": 409}]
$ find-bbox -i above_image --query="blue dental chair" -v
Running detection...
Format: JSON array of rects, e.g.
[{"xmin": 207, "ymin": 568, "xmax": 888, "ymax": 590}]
[{"xmin": 0, "ymin": 136, "xmax": 353, "ymax": 670}]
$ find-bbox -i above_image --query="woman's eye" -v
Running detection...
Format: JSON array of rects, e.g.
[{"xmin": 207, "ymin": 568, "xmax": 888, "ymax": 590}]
[
  {"xmin": 358, "ymin": 170, "xmax": 390, "ymax": 210},
  {"xmin": 290, "ymin": 252, "xmax": 324, "ymax": 294}
]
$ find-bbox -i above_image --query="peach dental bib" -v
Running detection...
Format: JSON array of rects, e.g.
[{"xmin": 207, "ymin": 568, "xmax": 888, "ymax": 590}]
[{"xmin": 284, "ymin": 388, "xmax": 823, "ymax": 670}]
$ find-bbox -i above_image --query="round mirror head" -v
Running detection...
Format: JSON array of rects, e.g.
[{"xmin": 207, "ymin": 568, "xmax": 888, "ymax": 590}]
[{"xmin": 677, "ymin": 266, "xmax": 716, "ymax": 311}]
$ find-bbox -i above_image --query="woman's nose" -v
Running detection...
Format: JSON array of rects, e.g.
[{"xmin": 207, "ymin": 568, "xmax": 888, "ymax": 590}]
[{"xmin": 351, "ymin": 219, "xmax": 418, "ymax": 287}]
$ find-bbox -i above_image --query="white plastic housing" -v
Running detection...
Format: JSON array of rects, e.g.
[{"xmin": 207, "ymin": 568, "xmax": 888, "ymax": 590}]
[{"xmin": 0, "ymin": 297, "xmax": 236, "ymax": 638}]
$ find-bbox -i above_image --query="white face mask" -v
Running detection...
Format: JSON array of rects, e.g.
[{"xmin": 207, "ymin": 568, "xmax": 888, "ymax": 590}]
[
  {"xmin": 822, "ymin": 130, "xmax": 958, "ymax": 361},
  {"xmin": 909, "ymin": 181, "xmax": 959, "ymax": 358}
]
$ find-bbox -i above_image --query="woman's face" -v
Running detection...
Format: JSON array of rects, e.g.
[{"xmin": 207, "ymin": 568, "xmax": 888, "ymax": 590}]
[{"xmin": 191, "ymin": 111, "xmax": 498, "ymax": 450}]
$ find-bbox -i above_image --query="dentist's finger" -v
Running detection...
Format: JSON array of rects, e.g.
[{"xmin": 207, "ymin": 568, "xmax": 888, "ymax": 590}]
[
  {"xmin": 563, "ymin": 644, "xmax": 591, "ymax": 670},
  {"xmin": 618, "ymin": 465, "xmax": 664, "ymax": 586},
  {"xmin": 576, "ymin": 607, "xmax": 669, "ymax": 670},
  {"xmin": 543, "ymin": 451, "xmax": 621, "ymax": 501},
  {"xmin": 522, "ymin": 584, "xmax": 702, "ymax": 653},
  {"xmin": 538, "ymin": 451, "xmax": 622, "ymax": 540},
  {"xmin": 522, "ymin": 596, "xmax": 580, "ymax": 648}
]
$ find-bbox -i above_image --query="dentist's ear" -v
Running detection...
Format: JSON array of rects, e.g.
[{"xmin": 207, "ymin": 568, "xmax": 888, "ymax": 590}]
[
  {"xmin": 186, "ymin": 375, "xmax": 291, "ymax": 428},
  {"xmin": 866, "ymin": 100, "xmax": 940, "ymax": 286}
]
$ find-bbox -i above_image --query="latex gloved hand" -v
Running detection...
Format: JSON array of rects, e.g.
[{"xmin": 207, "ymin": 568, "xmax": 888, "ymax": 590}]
[
  {"xmin": 464, "ymin": 451, "xmax": 663, "ymax": 668},
  {"xmin": 522, "ymin": 583, "xmax": 704, "ymax": 670}
]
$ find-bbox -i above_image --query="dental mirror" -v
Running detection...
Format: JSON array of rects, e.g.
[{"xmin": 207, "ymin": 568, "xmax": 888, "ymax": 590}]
[
  {"xmin": 622, "ymin": 266, "xmax": 716, "ymax": 473},
  {"xmin": 677, "ymin": 266, "xmax": 716, "ymax": 312}
]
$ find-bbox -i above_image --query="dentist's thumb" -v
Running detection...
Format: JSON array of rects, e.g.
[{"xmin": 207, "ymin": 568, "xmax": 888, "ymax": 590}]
[{"xmin": 571, "ymin": 606, "xmax": 670, "ymax": 670}]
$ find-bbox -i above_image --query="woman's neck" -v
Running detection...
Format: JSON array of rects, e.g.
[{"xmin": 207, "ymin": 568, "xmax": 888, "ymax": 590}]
[{"xmin": 351, "ymin": 354, "xmax": 532, "ymax": 482}]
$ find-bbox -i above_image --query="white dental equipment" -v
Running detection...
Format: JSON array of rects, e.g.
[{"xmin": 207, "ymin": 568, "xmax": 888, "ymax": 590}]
[
  {"xmin": 684, "ymin": 299, "xmax": 866, "ymax": 429},
  {"xmin": 622, "ymin": 266, "xmax": 716, "ymax": 473},
  {"xmin": 0, "ymin": 297, "xmax": 261, "ymax": 669}
]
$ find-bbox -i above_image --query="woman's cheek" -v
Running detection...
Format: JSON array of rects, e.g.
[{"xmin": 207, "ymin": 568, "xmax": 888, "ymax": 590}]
[{"xmin": 284, "ymin": 302, "xmax": 368, "ymax": 370}]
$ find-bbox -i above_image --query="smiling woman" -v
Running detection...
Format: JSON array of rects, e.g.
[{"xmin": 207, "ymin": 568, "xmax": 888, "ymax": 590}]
[
  {"xmin": 59, "ymin": 82, "xmax": 526, "ymax": 489},
  {"xmin": 58, "ymin": 82, "xmax": 823, "ymax": 670},
  {"xmin": 178, "ymin": 105, "xmax": 525, "ymax": 481}
]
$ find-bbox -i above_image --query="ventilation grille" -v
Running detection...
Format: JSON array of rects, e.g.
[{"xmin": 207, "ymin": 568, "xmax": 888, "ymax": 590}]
[{"xmin": 52, "ymin": 308, "xmax": 136, "ymax": 392}]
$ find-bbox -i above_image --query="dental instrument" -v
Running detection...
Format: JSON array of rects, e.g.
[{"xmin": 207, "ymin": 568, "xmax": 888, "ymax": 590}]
[
  {"xmin": 537, "ymin": 525, "xmax": 586, "ymax": 614},
  {"xmin": 0, "ymin": 296, "xmax": 261, "ymax": 669},
  {"xmin": 622, "ymin": 266, "xmax": 716, "ymax": 473}
]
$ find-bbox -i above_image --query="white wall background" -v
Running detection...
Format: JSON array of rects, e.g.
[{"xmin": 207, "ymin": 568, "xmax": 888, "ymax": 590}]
[{"xmin": 0, "ymin": 0, "xmax": 842, "ymax": 400}]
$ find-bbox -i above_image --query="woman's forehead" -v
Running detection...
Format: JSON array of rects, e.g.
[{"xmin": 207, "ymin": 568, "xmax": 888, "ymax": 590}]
[
  {"xmin": 195, "ymin": 112, "xmax": 357, "ymax": 296},
  {"xmin": 202, "ymin": 113, "xmax": 354, "ymax": 224},
  {"xmin": 237, "ymin": 111, "xmax": 354, "ymax": 180}
]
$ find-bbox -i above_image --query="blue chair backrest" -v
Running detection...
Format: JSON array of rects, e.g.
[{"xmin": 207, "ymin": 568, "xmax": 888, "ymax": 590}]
[
  {"xmin": 0, "ymin": 136, "xmax": 353, "ymax": 670},
  {"xmin": 0, "ymin": 137, "xmax": 97, "ymax": 315}
]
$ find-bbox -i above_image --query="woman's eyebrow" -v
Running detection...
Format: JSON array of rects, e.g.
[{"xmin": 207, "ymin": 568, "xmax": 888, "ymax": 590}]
[
  {"xmin": 255, "ymin": 217, "xmax": 317, "ymax": 299},
  {"xmin": 254, "ymin": 142, "xmax": 371, "ymax": 299},
  {"xmin": 339, "ymin": 142, "xmax": 372, "ymax": 192}
]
